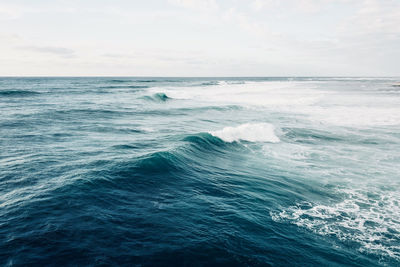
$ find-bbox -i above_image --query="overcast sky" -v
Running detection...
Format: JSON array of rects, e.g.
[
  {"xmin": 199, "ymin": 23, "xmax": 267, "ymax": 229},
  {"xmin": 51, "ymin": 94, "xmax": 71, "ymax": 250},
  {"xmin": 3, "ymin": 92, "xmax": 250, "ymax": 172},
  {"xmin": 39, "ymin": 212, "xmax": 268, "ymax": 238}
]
[{"xmin": 0, "ymin": 0, "xmax": 399, "ymax": 76}]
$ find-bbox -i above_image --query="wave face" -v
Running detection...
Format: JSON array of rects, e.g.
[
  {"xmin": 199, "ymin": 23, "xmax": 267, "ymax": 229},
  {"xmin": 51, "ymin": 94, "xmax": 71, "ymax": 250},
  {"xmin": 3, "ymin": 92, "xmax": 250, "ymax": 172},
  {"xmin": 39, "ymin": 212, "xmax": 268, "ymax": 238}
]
[{"xmin": 1, "ymin": 77, "xmax": 400, "ymax": 266}]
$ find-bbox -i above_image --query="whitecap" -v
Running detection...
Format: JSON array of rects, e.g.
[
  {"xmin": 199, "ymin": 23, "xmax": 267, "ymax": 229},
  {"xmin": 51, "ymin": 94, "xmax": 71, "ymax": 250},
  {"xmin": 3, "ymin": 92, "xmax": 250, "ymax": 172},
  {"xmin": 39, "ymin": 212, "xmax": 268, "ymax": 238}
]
[
  {"xmin": 209, "ymin": 123, "xmax": 280, "ymax": 143},
  {"xmin": 271, "ymin": 188, "xmax": 400, "ymax": 260}
]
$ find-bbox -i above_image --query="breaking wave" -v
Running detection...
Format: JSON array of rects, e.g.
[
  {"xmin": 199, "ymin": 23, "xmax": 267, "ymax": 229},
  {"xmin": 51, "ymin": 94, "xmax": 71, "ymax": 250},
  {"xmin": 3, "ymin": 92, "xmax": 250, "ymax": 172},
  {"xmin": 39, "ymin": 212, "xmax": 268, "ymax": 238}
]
[
  {"xmin": 142, "ymin": 92, "xmax": 171, "ymax": 102},
  {"xmin": 209, "ymin": 123, "xmax": 280, "ymax": 143}
]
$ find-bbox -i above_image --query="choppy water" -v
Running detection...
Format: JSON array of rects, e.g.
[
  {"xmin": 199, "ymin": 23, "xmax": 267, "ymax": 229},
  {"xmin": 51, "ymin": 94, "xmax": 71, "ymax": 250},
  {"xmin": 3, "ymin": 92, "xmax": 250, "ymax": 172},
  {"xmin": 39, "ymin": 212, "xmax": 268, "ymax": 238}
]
[{"xmin": 1, "ymin": 77, "xmax": 400, "ymax": 266}]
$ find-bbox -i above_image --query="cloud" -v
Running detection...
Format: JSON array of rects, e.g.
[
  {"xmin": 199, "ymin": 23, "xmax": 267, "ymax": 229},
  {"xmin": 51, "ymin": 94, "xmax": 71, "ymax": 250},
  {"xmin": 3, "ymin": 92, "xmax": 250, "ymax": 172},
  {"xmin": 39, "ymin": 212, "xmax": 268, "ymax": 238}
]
[
  {"xmin": 0, "ymin": 4, "xmax": 26, "ymax": 20},
  {"xmin": 17, "ymin": 46, "xmax": 76, "ymax": 57},
  {"xmin": 102, "ymin": 53, "xmax": 136, "ymax": 59},
  {"xmin": 0, "ymin": 33, "xmax": 21, "ymax": 42},
  {"xmin": 250, "ymin": 0, "xmax": 352, "ymax": 14},
  {"xmin": 250, "ymin": 0, "xmax": 277, "ymax": 11},
  {"xmin": 339, "ymin": 0, "xmax": 400, "ymax": 37},
  {"xmin": 222, "ymin": 8, "xmax": 277, "ymax": 40},
  {"xmin": 168, "ymin": 0, "xmax": 219, "ymax": 11}
]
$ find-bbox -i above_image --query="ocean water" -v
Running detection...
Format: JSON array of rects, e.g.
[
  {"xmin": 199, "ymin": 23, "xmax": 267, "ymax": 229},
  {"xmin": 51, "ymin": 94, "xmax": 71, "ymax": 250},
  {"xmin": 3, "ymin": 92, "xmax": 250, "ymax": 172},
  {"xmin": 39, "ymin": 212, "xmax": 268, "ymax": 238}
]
[{"xmin": 1, "ymin": 77, "xmax": 400, "ymax": 266}]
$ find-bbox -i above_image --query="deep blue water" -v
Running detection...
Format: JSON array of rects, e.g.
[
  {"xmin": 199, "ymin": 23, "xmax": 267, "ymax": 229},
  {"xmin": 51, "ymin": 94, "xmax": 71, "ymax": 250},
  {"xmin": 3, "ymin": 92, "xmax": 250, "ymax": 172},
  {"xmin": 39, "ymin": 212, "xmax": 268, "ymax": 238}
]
[{"xmin": 1, "ymin": 77, "xmax": 400, "ymax": 266}]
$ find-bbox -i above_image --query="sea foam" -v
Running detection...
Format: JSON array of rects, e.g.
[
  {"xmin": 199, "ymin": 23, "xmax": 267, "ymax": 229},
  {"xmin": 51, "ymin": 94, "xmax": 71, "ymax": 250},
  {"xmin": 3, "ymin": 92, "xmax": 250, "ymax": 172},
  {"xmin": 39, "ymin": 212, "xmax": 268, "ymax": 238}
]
[
  {"xmin": 271, "ymin": 188, "xmax": 400, "ymax": 260},
  {"xmin": 210, "ymin": 123, "xmax": 280, "ymax": 143}
]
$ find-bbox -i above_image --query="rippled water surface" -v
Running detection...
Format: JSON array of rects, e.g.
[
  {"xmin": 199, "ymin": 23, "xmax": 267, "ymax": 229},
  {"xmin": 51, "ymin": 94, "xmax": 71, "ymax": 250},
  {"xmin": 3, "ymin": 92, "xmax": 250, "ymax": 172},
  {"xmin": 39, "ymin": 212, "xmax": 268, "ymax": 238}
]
[{"xmin": 1, "ymin": 77, "xmax": 400, "ymax": 266}]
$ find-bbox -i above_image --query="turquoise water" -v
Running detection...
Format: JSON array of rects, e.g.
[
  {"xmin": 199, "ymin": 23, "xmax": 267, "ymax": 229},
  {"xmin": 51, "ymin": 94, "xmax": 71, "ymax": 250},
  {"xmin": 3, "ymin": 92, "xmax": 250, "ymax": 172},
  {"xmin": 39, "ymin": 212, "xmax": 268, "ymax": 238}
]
[{"xmin": 1, "ymin": 77, "xmax": 400, "ymax": 266}]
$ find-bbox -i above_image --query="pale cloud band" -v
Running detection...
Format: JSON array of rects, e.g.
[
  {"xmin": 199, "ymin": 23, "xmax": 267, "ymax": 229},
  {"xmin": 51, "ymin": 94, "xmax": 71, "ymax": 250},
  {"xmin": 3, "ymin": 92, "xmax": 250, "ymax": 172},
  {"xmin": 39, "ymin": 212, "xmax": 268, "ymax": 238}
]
[{"xmin": 0, "ymin": 0, "xmax": 399, "ymax": 76}]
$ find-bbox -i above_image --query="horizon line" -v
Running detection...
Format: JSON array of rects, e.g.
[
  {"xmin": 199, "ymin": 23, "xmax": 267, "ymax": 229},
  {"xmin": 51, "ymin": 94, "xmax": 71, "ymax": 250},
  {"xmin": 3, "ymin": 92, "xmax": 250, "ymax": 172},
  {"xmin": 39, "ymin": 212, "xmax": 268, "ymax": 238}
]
[{"xmin": 1, "ymin": 76, "xmax": 399, "ymax": 78}]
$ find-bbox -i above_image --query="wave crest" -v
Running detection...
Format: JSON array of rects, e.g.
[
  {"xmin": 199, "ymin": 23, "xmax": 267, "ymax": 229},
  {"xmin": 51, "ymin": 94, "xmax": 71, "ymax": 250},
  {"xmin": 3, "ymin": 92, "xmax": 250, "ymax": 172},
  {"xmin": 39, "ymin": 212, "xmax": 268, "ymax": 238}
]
[
  {"xmin": 142, "ymin": 93, "xmax": 170, "ymax": 102},
  {"xmin": 210, "ymin": 123, "xmax": 280, "ymax": 143}
]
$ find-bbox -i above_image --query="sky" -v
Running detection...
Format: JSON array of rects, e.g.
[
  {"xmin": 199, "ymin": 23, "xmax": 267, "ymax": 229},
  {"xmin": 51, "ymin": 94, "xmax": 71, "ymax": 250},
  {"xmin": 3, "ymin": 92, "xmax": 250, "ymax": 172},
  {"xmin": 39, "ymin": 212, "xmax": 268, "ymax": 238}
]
[{"xmin": 0, "ymin": 0, "xmax": 399, "ymax": 76}]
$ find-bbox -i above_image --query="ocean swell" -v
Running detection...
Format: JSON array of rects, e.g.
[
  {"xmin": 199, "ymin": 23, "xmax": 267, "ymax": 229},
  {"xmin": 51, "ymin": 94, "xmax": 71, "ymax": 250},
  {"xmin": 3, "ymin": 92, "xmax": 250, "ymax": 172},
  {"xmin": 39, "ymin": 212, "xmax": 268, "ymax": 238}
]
[{"xmin": 1, "ymin": 77, "xmax": 400, "ymax": 266}]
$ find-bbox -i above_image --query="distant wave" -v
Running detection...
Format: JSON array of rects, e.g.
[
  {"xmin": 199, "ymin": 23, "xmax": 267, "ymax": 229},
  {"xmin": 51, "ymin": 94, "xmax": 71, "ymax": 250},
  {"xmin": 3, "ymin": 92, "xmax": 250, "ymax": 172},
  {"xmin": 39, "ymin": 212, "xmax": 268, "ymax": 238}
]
[
  {"xmin": 0, "ymin": 90, "xmax": 41, "ymax": 97},
  {"xmin": 192, "ymin": 81, "xmax": 246, "ymax": 87},
  {"xmin": 210, "ymin": 123, "xmax": 280, "ymax": 143},
  {"xmin": 197, "ymin": 81, "xmax": 219, "ymax": 86},
  {"xmin": 175, "ymin": 105, "xmax": 242, "ymax": 112},
  {"xmin": 108, "ymin": 79, "xmax": 183, "ymax": 83},
  {"xmin": 136, "ymin": 80, "xmax": 158, "ymax": 83},
  {"xmin": 217, "ymin": 80, "xmax": 246, "ymax": 85},
  {"xmin": 142, "ymin": 93, "xmax": 170, "ymax": 102},
  {"xmin": 108, "ymin": 79, "xmax": 133, "ymax": 83},
  {"xmin": 99, "ymin": 85, "xmax": 149, "ymax": 89},
  {"xmin": 40, "ymin": 108, "xmax": 130, "ymax": 121}
]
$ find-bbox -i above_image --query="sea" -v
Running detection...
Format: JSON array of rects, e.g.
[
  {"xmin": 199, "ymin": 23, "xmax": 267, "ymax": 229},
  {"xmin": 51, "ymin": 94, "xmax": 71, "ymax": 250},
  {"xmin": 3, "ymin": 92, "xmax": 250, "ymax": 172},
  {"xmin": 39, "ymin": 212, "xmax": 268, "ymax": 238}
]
[{"xmin": 1, "ymin": 77, "xmax": 400, "ymax": 266}]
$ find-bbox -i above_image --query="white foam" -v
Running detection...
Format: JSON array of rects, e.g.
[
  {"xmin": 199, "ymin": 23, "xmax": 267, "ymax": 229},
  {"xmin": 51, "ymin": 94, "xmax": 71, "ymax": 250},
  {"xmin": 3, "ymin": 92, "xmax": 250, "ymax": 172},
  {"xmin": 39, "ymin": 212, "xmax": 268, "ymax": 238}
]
[
  {"xmin": 305, "ymin": 106, "xmax": 400, "ymax": 127},
  {"xmin": 210, "ymin": 123, "xmax": 280, "ymax": 143},
  {"xmin": 150, "ymin": 81, "xmax": 323, "ymax": 108},
  {"xmin": 148, "ymin": 80, "xmax": 400, "ymax": 127},
  {"xmin": 271, "ymin": 188, "xmax": 400, "ymax": 260}
]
